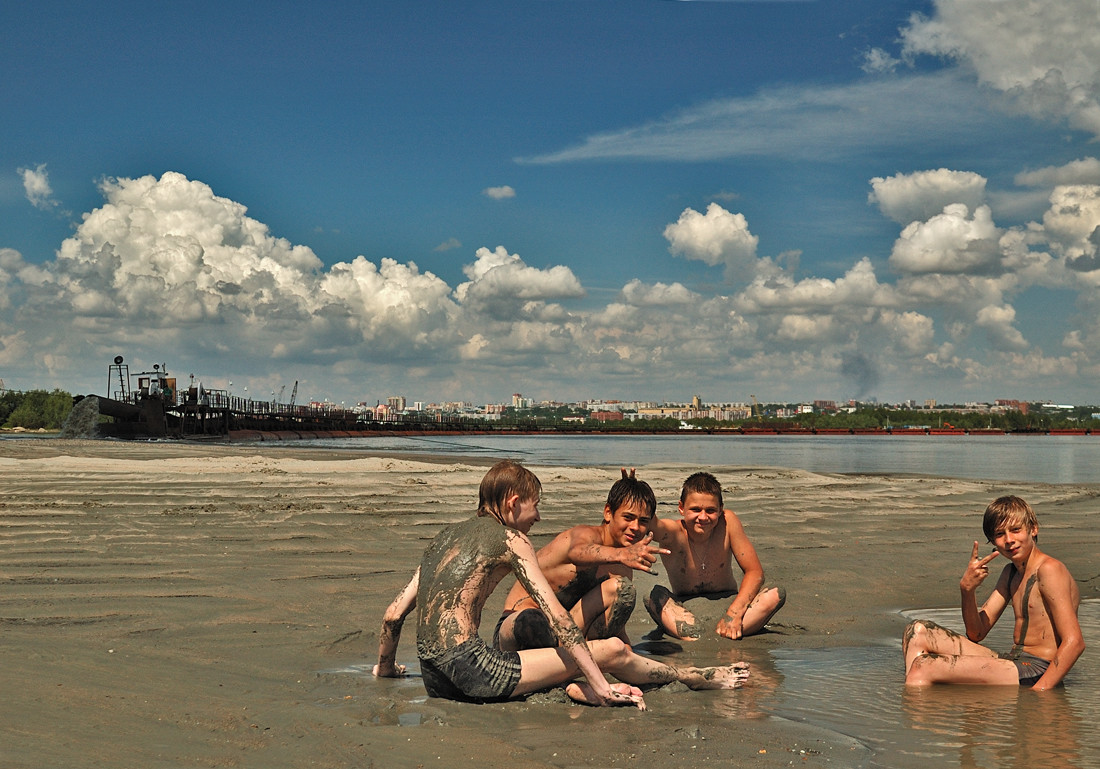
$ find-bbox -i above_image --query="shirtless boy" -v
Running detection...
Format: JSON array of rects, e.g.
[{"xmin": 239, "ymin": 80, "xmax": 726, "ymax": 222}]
[
  {"xmin": 495, "ymin": 468, "xmax": 667, "ymax": 651},
  {"xmin": 903, "ymin": 495, "xmax": 1085, "ymax": 690},
  {"xmin": 373, "ymin": 460, "xmax": 750, "ymax": 708},
  {"xmin": 645, "ymin": 471, "xmax": 785, "ymax": 641}
]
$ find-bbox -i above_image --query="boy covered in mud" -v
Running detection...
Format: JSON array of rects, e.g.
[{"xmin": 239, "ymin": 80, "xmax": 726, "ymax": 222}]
[
  {"xmin": 494, "ymin": 468, "xmax": 667, "ymax": 651},
  {"xmin": 903, "ymin": 495, "xmax": 1085, "ymax": 690},
  {"xmin": 645, "ymin": 471, "xmax": 786, "ymax": 641},
  {"xmin": 373, "ymin": 460, "xmax": 750, "ymax": 708}
]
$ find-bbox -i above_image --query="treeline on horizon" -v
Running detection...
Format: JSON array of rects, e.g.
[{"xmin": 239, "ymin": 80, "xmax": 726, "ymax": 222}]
[{"xmin": 500, "ymin": 403, "xmax": 1100, "ymax": 433}]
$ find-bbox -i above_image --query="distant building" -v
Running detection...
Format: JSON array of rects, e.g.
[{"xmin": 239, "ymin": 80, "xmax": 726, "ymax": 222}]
[{"xmin": 590, "ymin": 410, "xmax": 623, "ymax": 422}]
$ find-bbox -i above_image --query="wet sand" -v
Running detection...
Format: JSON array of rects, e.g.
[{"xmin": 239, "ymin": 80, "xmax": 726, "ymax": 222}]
[{"xmin": 2, "ymin": 438, "xmax": 1097, "ymax": 768}]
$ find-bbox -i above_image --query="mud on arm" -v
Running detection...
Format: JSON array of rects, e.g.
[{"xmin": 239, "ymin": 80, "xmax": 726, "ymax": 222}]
[
  {"xmin": 506, "ymin": 530, "xmax": 616, "ymax": 698},
  {"xmin": 374, "ymin": 568, "xmax": 419, "ymax": 677}
]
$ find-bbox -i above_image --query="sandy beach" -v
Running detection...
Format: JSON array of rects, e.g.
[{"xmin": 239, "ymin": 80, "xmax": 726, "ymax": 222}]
[{"xmin": 2, "ymin": 438, "xmax": 1097, "ymax": 768}]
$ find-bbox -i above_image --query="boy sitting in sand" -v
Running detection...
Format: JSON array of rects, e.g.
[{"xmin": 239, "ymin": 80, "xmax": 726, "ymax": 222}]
[
  {"xmin": 373, "ymin": 460, "xmax": 750, "ymax": 708},
  {"xmin": 903, "ymin": 495, "xmax": 1085, "ymax": 690},
  {"xmin": 645, "ymin": 471, "xmax": 786, "ymax": 641},
  {"xmin": 494, "ymin": 468, "xmax": 668, "ymax": 651}
]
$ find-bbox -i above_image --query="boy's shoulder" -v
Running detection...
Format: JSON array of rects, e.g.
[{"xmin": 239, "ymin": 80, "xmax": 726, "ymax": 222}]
[
  {"xmin": 541, "ymin": 522, "xmax": 602, "ymax": 554},
  {"xmin": 1034, "ymin": 550, "xmax": 1074, "ymax": 580},
  {"xmin": 467, "ymin": 514, "xmax": 531, "ymax": 551},
  {"xmin": 653, "ymin": 517, "xmax": 686, "ymax": 537}
]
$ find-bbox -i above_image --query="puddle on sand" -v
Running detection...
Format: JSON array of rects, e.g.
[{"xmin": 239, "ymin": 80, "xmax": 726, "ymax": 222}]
[{"xmin": 765, "ymin": 600, "xmax": 1100, "ymax": 769}]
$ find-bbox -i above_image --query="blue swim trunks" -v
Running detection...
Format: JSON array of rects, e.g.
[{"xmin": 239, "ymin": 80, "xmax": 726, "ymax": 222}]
[
  {"xmin": 1000, "ymin": 648, "xmax": 1050, "ymax": 686},
  {"xmin": 418, "ymin": 636, "xmax": 522, "ymax": 703}
]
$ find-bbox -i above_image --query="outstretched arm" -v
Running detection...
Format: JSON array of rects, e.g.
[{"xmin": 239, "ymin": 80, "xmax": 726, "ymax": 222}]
[
  {"xmin": 567, "ymin": 529, "xmax": 668, "ymax": 573},
  {"xmin": 718, "ymin": 511, "xmax": 764, "ymax": 639},
  {"xmin": 373, "ymin": 568, "xmax": 419, "ymax": 677},
  {"xmin": 1032, "ymin": 560, "xmax": 1085, "ymax": 691}
]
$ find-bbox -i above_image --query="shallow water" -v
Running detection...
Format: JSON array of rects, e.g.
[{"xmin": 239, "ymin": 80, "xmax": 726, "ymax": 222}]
[
  {"xmin": 291, "ymin": 433, "xmax": 1100, "ymax": 484},
  {"xmin": 765, "ymin": 600, "xmax": 1100, "ymax": 769}
]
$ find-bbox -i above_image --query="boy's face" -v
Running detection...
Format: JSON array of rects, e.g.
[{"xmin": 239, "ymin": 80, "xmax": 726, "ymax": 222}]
[
  {"xmin": 602, "ymin": 501, "xmax": 655, "ymax": 547},
  {"xmin": 988, "ymin": 517, "xmax": 1038, "ymax": 564},
  {"xmin": 511, "ymin": 494, "xmax": 541, "ymax": 534},
  {"xmin": 679, "ymin": 491, "xmax": 722, "ymax": 536}
]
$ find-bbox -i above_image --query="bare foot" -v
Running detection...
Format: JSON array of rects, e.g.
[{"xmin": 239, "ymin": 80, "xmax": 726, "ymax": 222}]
[
  {"xmin": 682, "ymin": 662, "xmax": 750, "ymax": 690},
  {"xmin": 565, "ymin": 682, "xmax": 646, "ymax": 710}
]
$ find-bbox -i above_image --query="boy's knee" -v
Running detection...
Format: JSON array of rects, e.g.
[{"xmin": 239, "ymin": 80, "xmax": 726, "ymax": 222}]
[
  {"xmin": 757, "ymin": 586, "xmax": 786, "ymax": 613},
  {"xmin": 903, "ymin": 620, "xmax": 930, "ymax": 648},
  {"xmin": 644, "ymin": 584, "xmax": 673, "ymax": 614},
  {"xmin": 597, "ymin": 578, "xmax": 636, "ymax": 638},
  {"xmin": 648, "ymin": 584, "xmax": 673, "ymax": 602},
  {"xmin": 905, "ymin": 653, "xmax": 934, "ymax": 686},
  {"xmin": 596, "ymin": 636, "xmax": 630, "ymax": 665},
  {"xmin": 607, "ymin": 576, "xmax": 636, "ymax": 611}
]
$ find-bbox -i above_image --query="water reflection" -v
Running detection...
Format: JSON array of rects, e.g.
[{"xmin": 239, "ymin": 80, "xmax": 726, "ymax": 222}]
[
  {"xmin": 709, "ymin": 646, "xmax": 782, "ymax": 720},
  {"xmin": 902, "ymin": 685, "xmax": 1082, "ymax": 769},
  {"xmin": 766, "ymin": 601, "xmax": 1099, "ymax": 769}
]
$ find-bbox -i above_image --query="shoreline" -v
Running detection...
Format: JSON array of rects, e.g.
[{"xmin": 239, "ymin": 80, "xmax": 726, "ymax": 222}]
[{"xmin": 3, "ymin": 439, "xmax": 1097, "ymax": 768}]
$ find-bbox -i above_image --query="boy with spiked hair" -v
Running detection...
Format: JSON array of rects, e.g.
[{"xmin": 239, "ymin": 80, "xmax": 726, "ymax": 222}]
[{"xmin": 494, "ymin": 468, "xmax": 667, "ymax": 651}]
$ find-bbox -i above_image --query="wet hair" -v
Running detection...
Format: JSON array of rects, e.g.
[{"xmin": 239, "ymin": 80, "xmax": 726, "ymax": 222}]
[
  {"xmin": 606, "ymin": 469, "xmax": 657, "ymax": 517},
  {"xmin": 680, "ymin": 471, "xmax": 723, "ymax": 508},
  {"xmin": 477, "ymin": 459, "xmax": 541, "ymax": 518},
  {"xmin": 982, "ymin": 495, "xmax": 1038, "ymax": 542}
]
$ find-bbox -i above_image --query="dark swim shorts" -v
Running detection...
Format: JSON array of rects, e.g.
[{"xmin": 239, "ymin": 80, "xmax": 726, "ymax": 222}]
[
  {"xmin": 418, "ymin": 636, "xmax": 522, "ymax": 703},
  {"xmin": 1000, "ymin": 649, "xmax": 1051, "ymax": 686}
]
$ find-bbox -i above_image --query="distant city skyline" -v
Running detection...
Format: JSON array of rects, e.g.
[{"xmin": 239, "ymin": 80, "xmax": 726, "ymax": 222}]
[{"xmin": 4, "ymin": 2, "xmax": 1100, "ymax": 406}]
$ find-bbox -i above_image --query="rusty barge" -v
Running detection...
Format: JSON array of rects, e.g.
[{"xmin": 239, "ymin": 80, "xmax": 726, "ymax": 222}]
[{"xmin": 81, "ymin": 356, "xmax": 389, "ymax": 440}]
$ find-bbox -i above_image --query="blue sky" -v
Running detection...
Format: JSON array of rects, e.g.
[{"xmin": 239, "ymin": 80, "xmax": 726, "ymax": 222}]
[{"xmin": 3, "ymin": 0, "xmax": 1100, "ymax": 408}]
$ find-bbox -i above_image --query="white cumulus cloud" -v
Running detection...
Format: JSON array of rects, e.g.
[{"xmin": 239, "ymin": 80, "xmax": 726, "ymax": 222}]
[
  {"xmin": 620, "ymin": 279, "xmax": 697, "ymax": 307},
  {"xmin": 663, "ymin": 203, "xmax": 758, "ymax": 275},
  {"xmin": 19, "ymin": 163, "xmax": 61, "ymax": 211},
  {"xmin": 901, "ymin": 0, "xmax": 1100, "ymax": 138},
  {"xmin": 974, "ymin": 303, "xmax": 1028, "ymax": 351},
  {"xmin": 5, "ymin": 165, "xmax": 1100, "ymax": 405},
  {"xmin": 890, "ymin": 203, "xmax": 1002, "ymax": 275},
  {"xmin": 1040, "ymin": 184, "xmax": 1100, "ymax": 274},
  {"xmin": 482, "ymin": 185, "xmax": 516, "ymax": 200},
  {"xmin": 454, "ymin": 245, "xmax": 585, "ymax": 320},
  {"xmin": 1015, "ymin": 157, "xmax": 1100, "ymax": 188},
  {"xmin": 869, "ymin": 168, "xmax": 987, "ymax": 224}
]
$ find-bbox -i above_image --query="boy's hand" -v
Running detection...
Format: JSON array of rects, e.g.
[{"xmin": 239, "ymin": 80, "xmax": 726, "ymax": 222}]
[
  {"xmin": 600, "ymin": 683, "xmax": 647, "ymax": 710},
  {"xmin": 620, "ymin": 532, "xmax": 670, "ymax": 572},
  {"xmin": 372, "ymin": 661, "xmax": 407, "ymax": 678},
  {"xmin": 716, "ymin": 613, "xmax": 744, "ymax": 640},
  {"xmin": 960, "ymin": 541, "xmax": 999, "ymax": 591}
]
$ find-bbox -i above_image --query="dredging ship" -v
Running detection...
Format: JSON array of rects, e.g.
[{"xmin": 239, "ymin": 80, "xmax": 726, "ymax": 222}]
[{"xmin": 79, "ymin": 356, "xmax": 374, "ymax": 440}]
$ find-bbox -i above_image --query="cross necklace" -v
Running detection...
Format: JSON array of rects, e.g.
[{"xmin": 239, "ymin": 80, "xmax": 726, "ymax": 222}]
[{"xmin": 688, "ymin": 536, "xmax": 709, "ymax": 572}]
